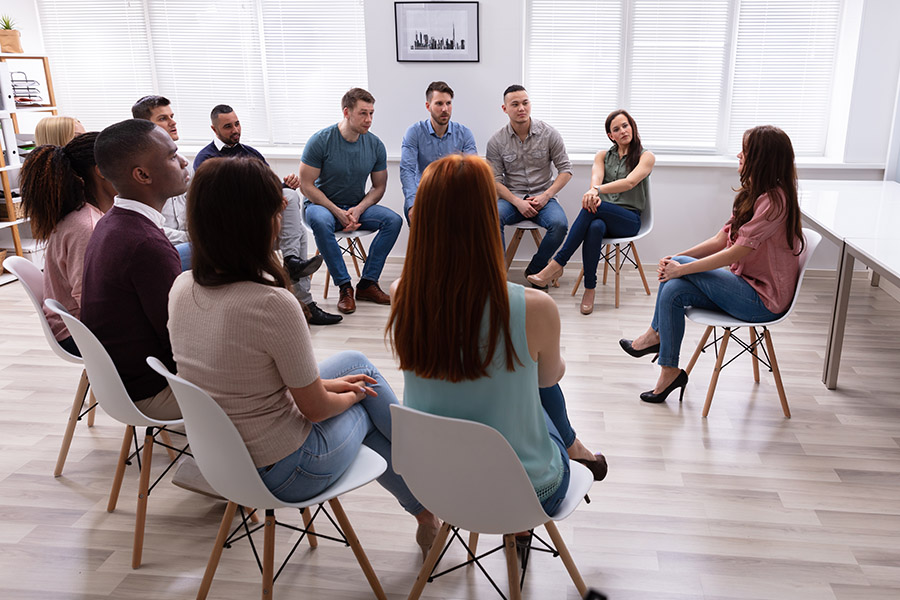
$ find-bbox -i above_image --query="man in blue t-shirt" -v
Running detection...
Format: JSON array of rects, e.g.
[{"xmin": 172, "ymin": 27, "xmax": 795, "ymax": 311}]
[
  {"xmin": 300, "ymin": 88, "xmax": 401, "ymax": 315},
  {"xmin": 399, "ymin": 81, "xmax": 477, "ymax": 225}
]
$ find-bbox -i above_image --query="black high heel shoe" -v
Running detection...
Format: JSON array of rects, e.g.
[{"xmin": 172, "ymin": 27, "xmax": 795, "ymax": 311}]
[
  {"xmin": 573, "ymin": 453, "xmax": 608, "ymax": 481},
  {"xmin": 640, "ymin": 370, "xmax": 688, "ymax": 404},
  {"xmin": 619, "ymin": 338, "xmax": 660, "ymax": 362}
]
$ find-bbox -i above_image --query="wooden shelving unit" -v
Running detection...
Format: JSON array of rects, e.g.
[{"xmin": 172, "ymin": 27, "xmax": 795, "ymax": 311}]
[{"xmin": 0, "ymin": 55, "xmax": 57, "ymax": 284}]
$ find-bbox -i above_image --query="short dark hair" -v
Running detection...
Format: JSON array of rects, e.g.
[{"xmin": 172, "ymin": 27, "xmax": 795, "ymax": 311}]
[
  {"xmin": 94, "ymin": 119, "xmax": 159, "ymax": 185},
  {"xmin": 131, "ymin": 95, "xmax": 171, "ymax": 120},
  {"xmin": 188, "ymin": 157, "xmax": 290, "ymax": 290},
  {"xmin": 341, "ymin": 88, "xmax": 375, "ymax": 111},
  {"xmin": 210, "ymin": 104, "xmax": 234, "ymax": 123},
  {"xmin": 426, "ymin": 81, "xmax": 454, "ymax": 101},
  {"xmin": 503, "ymin": 85, "xmax": 526, "ymax": 101}
]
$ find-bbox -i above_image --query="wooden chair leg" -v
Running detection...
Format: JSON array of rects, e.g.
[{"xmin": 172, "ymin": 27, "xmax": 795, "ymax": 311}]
[
  {"xmin": 685, "ymin": 326, "xmax": 713, "ymax": 376},
  {"xmin": 158, "ymin": 429, "xmax": 179, "ymax": 463},
  {"xmin": 602, "ymin": 244, "xmax": 610, "ymax": 285},
  {"xmin": 467, "ymin": 531, "xmax": 479, "ymax": 562},
  {"xmin": 504, "ymin": 229, "xmax": 524, "ymax": 271},
  {"xmin": 132, "ymin": 427, "xmax": 156, "ymax": 568},
  {"xmin": 197, "ymin": 501, "xmax": 238, "ymax": 600},
  {"xmin": 764, "ymin": 329, "xmax": 791, "ymax": 418},
  {"xmin": 108, "ymin": 425, "xmax": 133, "ymax": 512},
  {"xmin": 408, "ymin": 522, "xmax": 453, "ymax": 600},
  {"xmin": 571, "ymin": 267, "xmax": 585, "ymax": 296},
  {"xmin": 749, "ymin": 326, "xmax": 761, "ymax": 383},
  {"xmin": 702, "ymin": 328, "xmax": 731, "ymax": 418},
  {"xmin": 323, "ymin": 263, "xmax": 331, "ymax": 299},
  {"xmin": 503, "ymin": 533, "xmax": 522, "ymax": 600},
  {"xmin": 347, "ymin": 239, "xmax": 362, "ymax": 277},
  {"xmin": 614, "ymin": 244, "xmax": 621, "ymax": 308},
  {"xmin": 247, "ymin": 507, "xmax": 260, "ymax": 524},
  {"xmin": 301, "ymin": 507, "xmax": 318, "ymax": 548},
  {"xmin": 328, "ymin": 498, "xmax": 386, "ymax": 600},
  {"xmin": 87, "ymin": 390, "xmax": 96, "ymax": 427},
  {"xmin": 630, "ymin": 242, "xmax": 651, "ymax": 295},
  {"xmin": 54, "ymin": 369, "xmax": 90, "ymax": 477},
  {"xmin": 355, "ymin": 237, "xmax": 368, "ymax": 262},
  {"xmin": 262, "ymin": 509, "xmax": 276, "ymax": 600},
  {"xmin": 544, "ymin": 520, "xmax": 587, "ymax": 597}
]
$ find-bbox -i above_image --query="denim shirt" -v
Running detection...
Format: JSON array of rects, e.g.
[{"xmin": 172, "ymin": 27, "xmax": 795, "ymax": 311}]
[{"xmin": 399, "ymin": 119, "xmax": 477, "ymax": 213}]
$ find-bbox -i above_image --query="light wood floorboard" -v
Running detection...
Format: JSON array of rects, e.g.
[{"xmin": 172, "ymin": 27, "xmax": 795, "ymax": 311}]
[{"xmin": 1, "ymin": 261, "xmax": 899, "ymax": 599}]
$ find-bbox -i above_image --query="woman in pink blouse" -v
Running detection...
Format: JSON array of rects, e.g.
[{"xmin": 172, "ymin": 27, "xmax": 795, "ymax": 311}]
[
  {"xmin": 620, "ymin": 125, "xmax": 805, "ymax": 403},
  {"xmin": 20, "ymin": 132, "xmax": 116, "ymax": 356}
]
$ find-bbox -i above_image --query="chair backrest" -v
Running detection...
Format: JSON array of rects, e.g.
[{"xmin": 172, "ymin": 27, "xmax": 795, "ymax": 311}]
[
  {"xmin": 390, "ymin": 404, "xmax": 551, "ymax": 534},
  {"xmin": 44, "ymin": 299, "xmax": 171, "ymax": 427},
  {"xmin": 637, "ymin": 188, "xmax": 653, "ymax": 237},
  {"xmin": 783, "ymin": 228, "xmax": 822, "ymax": 314},
  {"xmin": 3, "ymin": 256, "xmax": 80, "ymax": 364},
  {"xmin": 146, "ymin": 357, "xmax": 285, "ymax": 508}
]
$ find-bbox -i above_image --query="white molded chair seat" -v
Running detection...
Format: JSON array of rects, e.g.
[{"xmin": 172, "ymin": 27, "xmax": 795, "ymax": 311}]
[
  {"xmin": 45, "ymin": 299, "xmax": 187, "ymax": 569},
  {"xmin": 2, "ymin": 255, "xmax": 95, "ymax": 477},
  {"xmin": 504, "ymin": 222, "xmax": 560, "ymax": 287},
  {"xmin": 572, "ymin": 193, "xmax": 654, "ymax": 307},
  {"xmin": 147, "ymin": 357, "xmax": 388, "ymax": 600},
  {"xmin": 684, "ymin": 229, "xmax": 823, "ymax": 418},
  {"xmin": 391, "ymin": 404, "xmax": 592, "ymax": 600}
]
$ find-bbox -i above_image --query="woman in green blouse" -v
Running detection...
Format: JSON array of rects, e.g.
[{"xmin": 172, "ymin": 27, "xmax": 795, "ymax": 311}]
[{"xmin": 528, "ymin": 110, "xmax": 655, "ymax": 314}]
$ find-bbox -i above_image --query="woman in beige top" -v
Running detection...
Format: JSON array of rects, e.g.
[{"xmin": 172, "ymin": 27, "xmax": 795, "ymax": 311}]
[{"xmin": 167, "ymin": 157, "xmax": 440, "ymax": 559}]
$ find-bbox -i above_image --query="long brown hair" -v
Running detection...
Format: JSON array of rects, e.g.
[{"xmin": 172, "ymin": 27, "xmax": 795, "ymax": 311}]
[
  {"xmin": 731, "ymin": 125, "xmax": 803, "ymax": 254},
  {"xmin": 19, "ymin": 132, "xmax": 100, "ymax": 241},
  {"xmin": 387, "ymin": 154, "xmax": 519, "ymax": 382},
  {"xmin": 188, "ymin": 157, "xmax": 290, "ymax": 289},
  {"xmin": 605, "ymin": 109, "xmax": 643, "ymax": 172}
]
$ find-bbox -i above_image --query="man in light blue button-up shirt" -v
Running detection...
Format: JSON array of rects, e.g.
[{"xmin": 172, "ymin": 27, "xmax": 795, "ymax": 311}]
[{"xmin": 399, "ymin": 81, "xmax": 477, "ymax": 224}]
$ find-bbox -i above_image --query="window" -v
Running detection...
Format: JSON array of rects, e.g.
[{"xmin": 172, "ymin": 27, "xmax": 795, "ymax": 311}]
[
  {"xmin": 37, "ymin": 0, "xmax": 368, "ymax": 146},
  {"xmin": 526, "ymin": 0, "xmax": 843, "ymax": 156}
]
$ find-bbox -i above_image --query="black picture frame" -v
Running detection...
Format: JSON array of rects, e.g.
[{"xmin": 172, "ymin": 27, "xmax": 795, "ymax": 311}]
[{"xmin": 395, "ymin": 2, "xmax": 480, "ymax": 63}]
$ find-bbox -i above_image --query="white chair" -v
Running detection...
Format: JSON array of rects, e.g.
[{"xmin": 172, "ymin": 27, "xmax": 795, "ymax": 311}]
[
  {"xmin": 390, "ymin": 404, "xmax": 592, "ymax": 600},
  {"xmin": 2, "ymin": 255, "xmax": 96, "ymax": 477},
  {"xmin": 312, "ymin": 229, "xmax": 376, "ymax": 298},
  {"xmin": 44, "ymin": 299, "xmax": 188, "ymax": 569},
  {"xmin": 147, "ymin": 357, "xmax": 389, "ymax": 600},
  {"xmin": 684, "ymin": 229, "xmax": 823, "ymax": 418},
  {"xmin": 571, "ymin": 194, "xmax": 654, "ymax": 308},
  {"xmin": 504, "ymin": 222, "xmax": 559, "ymax": 287}
]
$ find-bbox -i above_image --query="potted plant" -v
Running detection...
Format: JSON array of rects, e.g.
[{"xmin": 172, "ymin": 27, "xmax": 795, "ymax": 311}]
[{"xmin": 0, "ymin": 15, "xmax": 24, "ymax": 54}]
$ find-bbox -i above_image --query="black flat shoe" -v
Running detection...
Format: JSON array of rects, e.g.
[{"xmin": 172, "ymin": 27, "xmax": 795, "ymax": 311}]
[
  {"xmin": 285, "ymin": 254, "xmax": 324, "ymax": 281},
  {"xmin": 573, "ymin": 453, "xmax": 608, "ymax": 481},
  {"xmin": 305, "ymin": 302, "xmax": 342, "ymax": 326},
  {"xmin": 619, "ymin": 338, "xmax": 660, "ymax": 362},
  {"xmin": 640, "ymin": 369, "xmax": 688, "ymax": 404}
]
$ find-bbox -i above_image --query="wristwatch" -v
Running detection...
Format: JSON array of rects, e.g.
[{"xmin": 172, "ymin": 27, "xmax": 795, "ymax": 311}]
[{"xmin": 593, "ymin": 185, "xmax": 601, "ymax": 195}]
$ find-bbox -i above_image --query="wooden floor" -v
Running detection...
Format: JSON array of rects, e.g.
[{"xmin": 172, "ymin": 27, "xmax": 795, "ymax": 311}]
[{"xmin": 1, "ymin": 260, "xmax": 900, "ymax": 600}]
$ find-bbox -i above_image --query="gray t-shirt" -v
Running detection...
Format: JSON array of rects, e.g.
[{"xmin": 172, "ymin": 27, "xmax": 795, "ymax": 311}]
[{"xmin": 301, "ymin": 123, "xmax": 387, "ymax": 207}]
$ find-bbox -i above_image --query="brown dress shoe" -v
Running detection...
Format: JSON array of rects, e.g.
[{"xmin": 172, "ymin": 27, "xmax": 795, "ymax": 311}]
[
  {"xmin": 337, "ymin": 285, "xmax": 356, "ymax": 314},
  {"xmin": 355, "ymin": 282, "xmax": 391, "ymax": 305}
]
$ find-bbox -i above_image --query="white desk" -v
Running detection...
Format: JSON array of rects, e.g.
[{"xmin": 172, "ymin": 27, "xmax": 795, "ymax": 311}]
[{"xmin": 799, "ymin": 180, "xmax": 900, "ymax": 389}]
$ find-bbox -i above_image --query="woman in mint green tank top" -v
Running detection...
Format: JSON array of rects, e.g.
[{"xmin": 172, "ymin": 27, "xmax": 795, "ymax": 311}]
[
  {"xmin": 528, "ymin": 110, "xmax": 655, "ymax": 314},
  {"xmin": 388, "ymin": 154, "xmax": 607, "ymax": 517}
]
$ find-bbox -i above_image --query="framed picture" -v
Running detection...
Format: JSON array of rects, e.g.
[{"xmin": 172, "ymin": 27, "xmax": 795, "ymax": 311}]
[{"xmin": 395, "ymin": 2, "xmax": 480, "ymax": 63}]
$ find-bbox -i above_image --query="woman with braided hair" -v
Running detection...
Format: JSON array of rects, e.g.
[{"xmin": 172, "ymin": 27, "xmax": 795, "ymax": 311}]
[{"xmin": 20, "ymin": 132, "xmax": 116, "ymax": 355}]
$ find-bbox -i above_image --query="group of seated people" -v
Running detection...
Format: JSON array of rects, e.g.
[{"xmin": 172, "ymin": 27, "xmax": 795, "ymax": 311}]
[{"xmin": 17, "ymin": 79, "xmax": 805, "ymax": 561}]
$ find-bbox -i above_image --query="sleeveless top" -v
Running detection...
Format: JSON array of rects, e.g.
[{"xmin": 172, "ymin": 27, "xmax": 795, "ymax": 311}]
[
  {"xmin": 403, "ymin": 282, "xmax": 565, "ymax": 501},
  {"xmin": 601, "ymin": 145, "xmax": 649, "ymax": 213}
]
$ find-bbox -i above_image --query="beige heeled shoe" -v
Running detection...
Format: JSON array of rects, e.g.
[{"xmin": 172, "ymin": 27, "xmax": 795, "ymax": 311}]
[
  {"xmin": 580, "ymin": 288, "xmax": 595, "ymax": 315},
  {"xmin": 526, "ymin": 261, "xmax": 563, "ymax": 288}
]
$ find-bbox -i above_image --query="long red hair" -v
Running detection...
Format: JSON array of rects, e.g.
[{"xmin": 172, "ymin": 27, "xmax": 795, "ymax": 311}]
[{"xmin": 387, "ymin": 154, "xmax": 519, "ymax": 382}]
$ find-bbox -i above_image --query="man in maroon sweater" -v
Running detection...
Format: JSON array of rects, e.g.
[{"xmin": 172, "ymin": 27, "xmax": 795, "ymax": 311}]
[{"xmin": 81, "ymin": 119, "xmax": 190, "ymax": 418}]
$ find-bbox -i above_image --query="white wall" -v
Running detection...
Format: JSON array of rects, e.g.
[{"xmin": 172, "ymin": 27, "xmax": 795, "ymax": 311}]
[{"xmin": 4, "ymin": 1, "xmax": 44, "ymax": 54}]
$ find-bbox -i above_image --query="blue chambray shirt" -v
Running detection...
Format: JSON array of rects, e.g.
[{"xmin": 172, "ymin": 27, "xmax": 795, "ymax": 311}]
[{"xmin": 399, "ymin": 119, "xmax": 478, "ymax": 215}]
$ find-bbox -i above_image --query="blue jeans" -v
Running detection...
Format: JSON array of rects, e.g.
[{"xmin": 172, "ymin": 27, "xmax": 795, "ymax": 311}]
[
  {"xmin": 554, "ymin": 204, "xmax": 641, "ymax": 289},
  {"xmin": 175, "ymin": 242, "xmax": 192, "ymax": 272},
  {"xmin": 305, "ymin": 203, "xmax": 402, "ymax": 287},
  {"xmin": 651, "ymin": 256, "xmax": 782, "ymax": 368},
  {"xmin": 257, "ymin": 351, "xmax": 424, "ymax": 515},
  {"xmin": 539, "ymin": 406, "xmax": 571, "ymax": 517},
  {"xmin": 538, "ymin": 384, "xmax": 574, "ymax": 516},
  {"xmin": 498, "ymin": 198, "xmax": 568, "ymax": 274}
]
